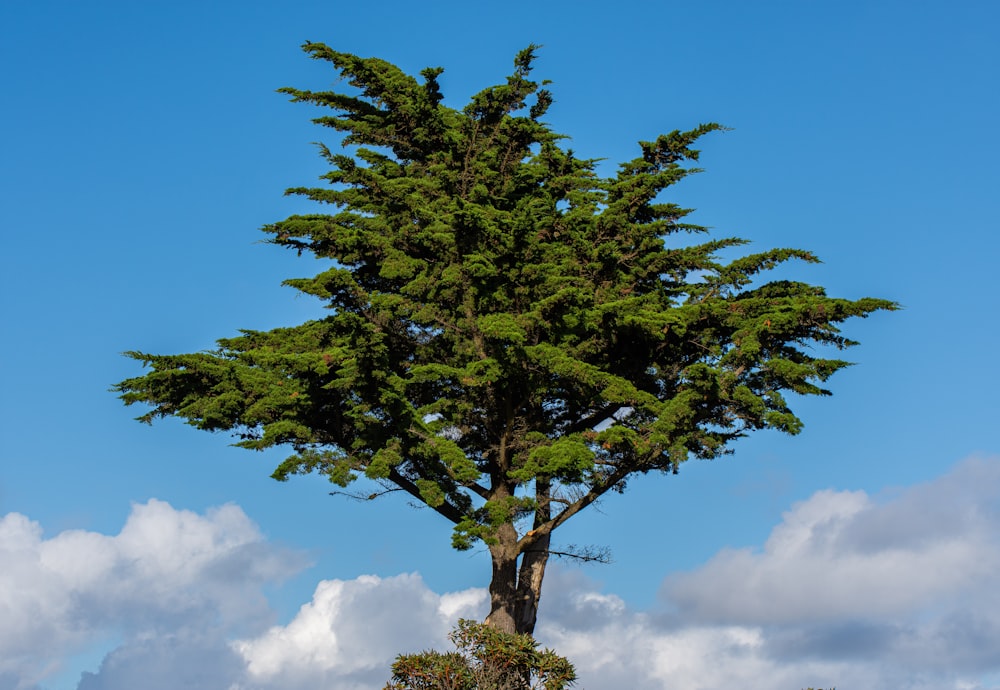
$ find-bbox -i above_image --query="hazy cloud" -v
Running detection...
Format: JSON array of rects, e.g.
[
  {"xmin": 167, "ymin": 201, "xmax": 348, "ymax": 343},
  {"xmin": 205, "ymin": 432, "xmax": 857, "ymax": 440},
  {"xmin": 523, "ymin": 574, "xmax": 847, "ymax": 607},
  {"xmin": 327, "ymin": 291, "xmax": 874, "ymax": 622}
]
[{"xmin": 77, "ymin": 634, "xmax": 246, "ymax": 690}]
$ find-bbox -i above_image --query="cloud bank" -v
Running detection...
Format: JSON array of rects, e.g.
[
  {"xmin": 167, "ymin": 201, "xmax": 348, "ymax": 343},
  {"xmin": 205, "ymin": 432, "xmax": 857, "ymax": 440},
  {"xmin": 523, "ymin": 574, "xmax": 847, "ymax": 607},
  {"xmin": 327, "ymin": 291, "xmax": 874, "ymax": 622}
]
[
  {"xmin": 539, "ymin": 454, "xmax": 1000, "ymax": 690},
  {"xmin": 0, "ymin": 499, "xmax": 314, "ymax": 690},
  {"xmin": 3, "ymin": 457, "xmax": 999, "ymax": 690}
]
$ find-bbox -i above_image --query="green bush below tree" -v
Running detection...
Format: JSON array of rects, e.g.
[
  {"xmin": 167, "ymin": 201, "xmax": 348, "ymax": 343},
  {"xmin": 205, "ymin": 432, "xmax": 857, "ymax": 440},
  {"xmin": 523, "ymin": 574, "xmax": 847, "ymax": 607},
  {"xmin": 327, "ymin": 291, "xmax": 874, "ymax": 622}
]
[{"xmin": 384, "ymin": 619, "xmax": 576, "ymax": 690}]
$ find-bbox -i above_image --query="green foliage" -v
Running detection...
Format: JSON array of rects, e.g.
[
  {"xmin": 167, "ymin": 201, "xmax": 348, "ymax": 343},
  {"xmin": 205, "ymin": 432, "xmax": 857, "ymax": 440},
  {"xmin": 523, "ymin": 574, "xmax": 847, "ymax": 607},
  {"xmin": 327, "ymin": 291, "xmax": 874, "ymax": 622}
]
[
  {"xmin": 116, "ymin": 43, "xmax": 895, "ymax": 563},
  {"xmin": 384, "ymin": 619, "xmax": 576, "ymax": 690}
]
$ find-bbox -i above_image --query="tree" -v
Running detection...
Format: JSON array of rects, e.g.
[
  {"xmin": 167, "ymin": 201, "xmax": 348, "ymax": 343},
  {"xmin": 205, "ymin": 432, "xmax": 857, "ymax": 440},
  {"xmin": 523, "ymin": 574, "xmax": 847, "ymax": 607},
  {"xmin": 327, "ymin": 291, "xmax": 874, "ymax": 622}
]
[
  {"xmin": 116, "ymin": 43, "xmax": 895, "ymax": 636},
  {"xmin": 384, "ymin": 619, "xmax": 575, "ymax": 690}
]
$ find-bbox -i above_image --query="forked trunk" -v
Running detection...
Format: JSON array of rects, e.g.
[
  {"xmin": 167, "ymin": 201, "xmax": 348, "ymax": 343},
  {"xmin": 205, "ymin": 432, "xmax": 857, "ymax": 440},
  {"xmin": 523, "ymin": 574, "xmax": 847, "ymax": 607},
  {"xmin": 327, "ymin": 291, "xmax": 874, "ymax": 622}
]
[{"xmin": 483, "ymin": 527, "xmax": 550, "ymax": 636}]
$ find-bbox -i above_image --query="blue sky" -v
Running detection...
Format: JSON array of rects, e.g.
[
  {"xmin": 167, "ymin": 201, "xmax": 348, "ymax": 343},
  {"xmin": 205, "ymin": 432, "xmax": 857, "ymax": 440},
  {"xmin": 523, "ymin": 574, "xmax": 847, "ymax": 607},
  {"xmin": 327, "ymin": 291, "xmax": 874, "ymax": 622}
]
[{"xmin": 1, "ymin": 1, "xmax": 998, "ymax": 689}]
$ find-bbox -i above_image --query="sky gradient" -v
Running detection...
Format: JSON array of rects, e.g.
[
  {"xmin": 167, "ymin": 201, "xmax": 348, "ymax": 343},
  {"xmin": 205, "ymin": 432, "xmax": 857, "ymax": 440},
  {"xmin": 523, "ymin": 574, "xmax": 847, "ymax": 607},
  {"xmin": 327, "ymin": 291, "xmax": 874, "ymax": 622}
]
[{"xmin": 2, "ymin": 1, "xmax": 999, "ymax": 689}]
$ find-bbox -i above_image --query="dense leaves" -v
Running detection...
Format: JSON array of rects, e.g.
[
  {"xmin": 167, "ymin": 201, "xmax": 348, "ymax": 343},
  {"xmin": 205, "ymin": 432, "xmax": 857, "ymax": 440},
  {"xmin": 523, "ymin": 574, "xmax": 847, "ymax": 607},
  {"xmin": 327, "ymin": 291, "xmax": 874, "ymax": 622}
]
[
  {"xmin": 116, "ymin": 43, "xmax": 895, "ymax": 633},
  {"xmin": 384, "ymin": 619, "xmax": 576, "ymax": 690}
]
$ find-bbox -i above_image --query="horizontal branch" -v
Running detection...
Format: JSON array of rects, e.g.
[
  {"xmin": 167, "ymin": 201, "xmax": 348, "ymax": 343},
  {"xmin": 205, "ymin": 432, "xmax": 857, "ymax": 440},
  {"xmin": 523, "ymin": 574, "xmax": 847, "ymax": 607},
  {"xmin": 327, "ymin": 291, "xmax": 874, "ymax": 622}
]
[
  {"xmin": 388, "ymin": 467, "xmax": 466, "ymax": 524},
  {"xmin": 522, "ymin": 544, "xmax": 612, "ymax": 564},
  {"xmin": 328, "ymin": 483, "xmax": 404, "ymax": 502}
]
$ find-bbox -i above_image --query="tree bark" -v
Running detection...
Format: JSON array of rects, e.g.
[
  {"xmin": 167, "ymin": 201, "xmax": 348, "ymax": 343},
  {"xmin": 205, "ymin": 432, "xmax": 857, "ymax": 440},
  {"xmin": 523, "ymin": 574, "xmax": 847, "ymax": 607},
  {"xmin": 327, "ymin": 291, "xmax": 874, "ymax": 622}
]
[
  {"xmin": 483, "ymin": 471, "xmax": 554, "ymax": 636},
  {"xmin": 513, "ymin": 530, "xmax": 550, "ymax": 635},
  {"xmin": 513, "ymin": 475, "xmax": 551, "ymax": 635},
  {"xmin": 484, "ymin": 523, "xmax": 520, "ymax": 634}
]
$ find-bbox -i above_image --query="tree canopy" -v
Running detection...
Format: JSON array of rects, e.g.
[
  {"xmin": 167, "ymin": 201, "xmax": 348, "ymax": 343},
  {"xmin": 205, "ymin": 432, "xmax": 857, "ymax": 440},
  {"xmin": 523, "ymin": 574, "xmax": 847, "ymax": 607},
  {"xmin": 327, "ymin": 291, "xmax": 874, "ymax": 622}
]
[{"xmin": 116, "ymin": 42, "xmax": 895, "ymax": 635}]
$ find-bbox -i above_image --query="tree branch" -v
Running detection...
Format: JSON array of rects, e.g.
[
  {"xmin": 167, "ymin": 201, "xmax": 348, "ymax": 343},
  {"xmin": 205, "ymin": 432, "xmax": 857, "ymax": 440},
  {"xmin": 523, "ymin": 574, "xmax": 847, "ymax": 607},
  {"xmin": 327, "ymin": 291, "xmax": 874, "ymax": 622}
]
[
  {"xmin": 388, "ymin": 467, "xmax": 466, "ymax": 524},
  {"xmin": 461, "ymin": 479, "xmax": 491, "ymax": 500},
  {"xmin": 328, "ymin": 483, "xmax": 404, "ymax": 502},
  {"xmin": 565, "ymin": 403, "xmax": 622, "ymax": 434},
  {"xmin": 522, "ymin": 544, "xmax": 612, "ymax": 564},
  {"xmin": 516, "ymin": 465, "xmax": 630, "ymax": 550}
]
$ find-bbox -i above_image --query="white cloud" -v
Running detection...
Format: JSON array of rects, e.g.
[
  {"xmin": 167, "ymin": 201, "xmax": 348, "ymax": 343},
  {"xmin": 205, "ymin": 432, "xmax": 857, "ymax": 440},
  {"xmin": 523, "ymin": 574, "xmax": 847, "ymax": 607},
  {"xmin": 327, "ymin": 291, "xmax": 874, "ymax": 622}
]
[
  {"xmin": 234, "ymin": 573, "xmax": 487, "ymax": 689},
  {"xmin": 80, "ymin": 572, "xmax": 488, "ymax": 690},
  {"xmin": 535, "ymin": 455, "xmax": 1000, "ymax": 690},
  {"xmin": 4, "ymin": 456, "xmax": 1000, "ymax": 690},
  {"xmin": 663, "ymin": 455, "xmax": 1000, "ymax": 626},
  {"xmin": 0, "ymin": 500, "xmax": 305, "ymax": 690},
  {"xmin": 0, "ymin": 495, "xmax": 486, "ymax": 690}
]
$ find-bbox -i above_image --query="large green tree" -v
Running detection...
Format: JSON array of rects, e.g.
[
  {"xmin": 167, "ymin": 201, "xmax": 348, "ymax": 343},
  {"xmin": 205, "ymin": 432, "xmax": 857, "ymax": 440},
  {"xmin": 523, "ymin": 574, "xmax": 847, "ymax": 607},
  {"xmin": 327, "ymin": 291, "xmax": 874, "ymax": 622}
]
[{"xmin": 116, "ymin": 43, "xmax": 894, "ymax": 635}]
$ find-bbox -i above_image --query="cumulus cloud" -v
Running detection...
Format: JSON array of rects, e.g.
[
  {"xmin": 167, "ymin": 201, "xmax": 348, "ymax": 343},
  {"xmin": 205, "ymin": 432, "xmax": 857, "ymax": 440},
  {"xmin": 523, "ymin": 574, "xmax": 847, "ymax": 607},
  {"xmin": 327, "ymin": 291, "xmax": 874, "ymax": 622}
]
[
  {"xmin": 72, "ymin": 571, "xmax": 486, "ymax": 690},
  {"xmin": 234, "ymin": 573, "xmax": 487, "ymax": 690},
  {"xmin": 536, "ymin": 455, "xmax": 1000, "ymax": 690},
  {"xmin": 4, "ymin": 457, "xmax": 1000, "ymax": 690},
  {"xmin": 0, "ymin": 500, "xmax": 305, "ymax": 689},
  {"xmin": 0, "ymin": 493, "xmax": 486, "ymax": 690},
  {"xmin": 660, "ymin": 455, "xmax": 1000, "ymax": 681},
  {"xmin": 664, "ymin": 456, "xmax": 1000, "ymax": 626}
]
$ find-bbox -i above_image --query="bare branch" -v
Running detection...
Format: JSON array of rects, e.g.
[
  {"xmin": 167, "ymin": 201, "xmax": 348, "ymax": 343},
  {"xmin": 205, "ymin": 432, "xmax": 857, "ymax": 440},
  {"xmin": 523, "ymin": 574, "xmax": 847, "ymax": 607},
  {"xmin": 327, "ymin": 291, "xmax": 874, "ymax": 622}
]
[
  {"xmin": 523, "ymin": 543, "xmax": 613, "ymax": 564},
  {"xmin": 328, "ymin": 483, "xmax": 404, "ymax": 502}
]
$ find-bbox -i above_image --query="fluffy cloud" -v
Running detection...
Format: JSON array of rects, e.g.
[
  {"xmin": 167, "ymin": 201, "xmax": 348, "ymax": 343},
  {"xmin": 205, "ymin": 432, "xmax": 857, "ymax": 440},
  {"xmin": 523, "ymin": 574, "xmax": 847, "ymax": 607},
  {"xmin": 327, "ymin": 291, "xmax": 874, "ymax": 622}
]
[
  {"xmin": 664, "ymin": 456, "xmax": 1000, "ymax": 626},
  {"xmin": 234, "ymin": 573, "xmax": 487, "ymax": 690},
  {"xmin": 662, "ymin": 454, "xmax": 1000, "ymax": 681},
  {"xmin": 0, "ymin": 498, "xmax": 483, "ymax": 690},
  {"xmin": 4, "ymin": 457, "xmax": 1000, "ymax": 690},
  {"xmin": 537, "ymin": 455, "xmax": 1000, "ymax": 690},
  {"xmin": 0, "ymin": 500, "xmax": 305, "ymax": 689},
  {"xmin": 75, "ymin": 572, "xmax": 486, "ymax": 690}
]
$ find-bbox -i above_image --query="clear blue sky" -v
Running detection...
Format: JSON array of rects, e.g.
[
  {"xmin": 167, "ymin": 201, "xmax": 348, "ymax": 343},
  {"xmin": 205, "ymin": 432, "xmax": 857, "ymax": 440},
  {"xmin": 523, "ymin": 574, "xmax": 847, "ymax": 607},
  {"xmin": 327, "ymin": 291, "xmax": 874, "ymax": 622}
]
[{"xmin": 2, "ymin": 2, "xmax": 998, "ymax": 689}]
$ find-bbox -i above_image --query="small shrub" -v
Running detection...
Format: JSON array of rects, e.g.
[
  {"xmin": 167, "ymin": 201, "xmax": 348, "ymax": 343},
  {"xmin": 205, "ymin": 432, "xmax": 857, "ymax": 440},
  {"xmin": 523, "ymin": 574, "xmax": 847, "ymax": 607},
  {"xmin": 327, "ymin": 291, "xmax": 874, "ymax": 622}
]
[{"xmin": 384, "ymin": 619, "xmax": 577, "ymax": 690}]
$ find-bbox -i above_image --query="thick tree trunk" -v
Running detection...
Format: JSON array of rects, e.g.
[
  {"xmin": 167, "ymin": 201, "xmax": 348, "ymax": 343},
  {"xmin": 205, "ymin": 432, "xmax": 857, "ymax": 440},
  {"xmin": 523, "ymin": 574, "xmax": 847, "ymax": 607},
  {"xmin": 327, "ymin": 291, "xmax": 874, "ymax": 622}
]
[
  {"xmin": 484, "ymin": 535, "xmax": 551, "ymax": 636},
  {"xmin": 483, "ymin": 478, "xmax": 553, "ymax": 636},
  {"xmin": 484, "ymin": 523, "xmax": 520, "ymax": 634},
  {"xmin": 483, "ymin": 469, "xmax": 555, "ymax": 636}
]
